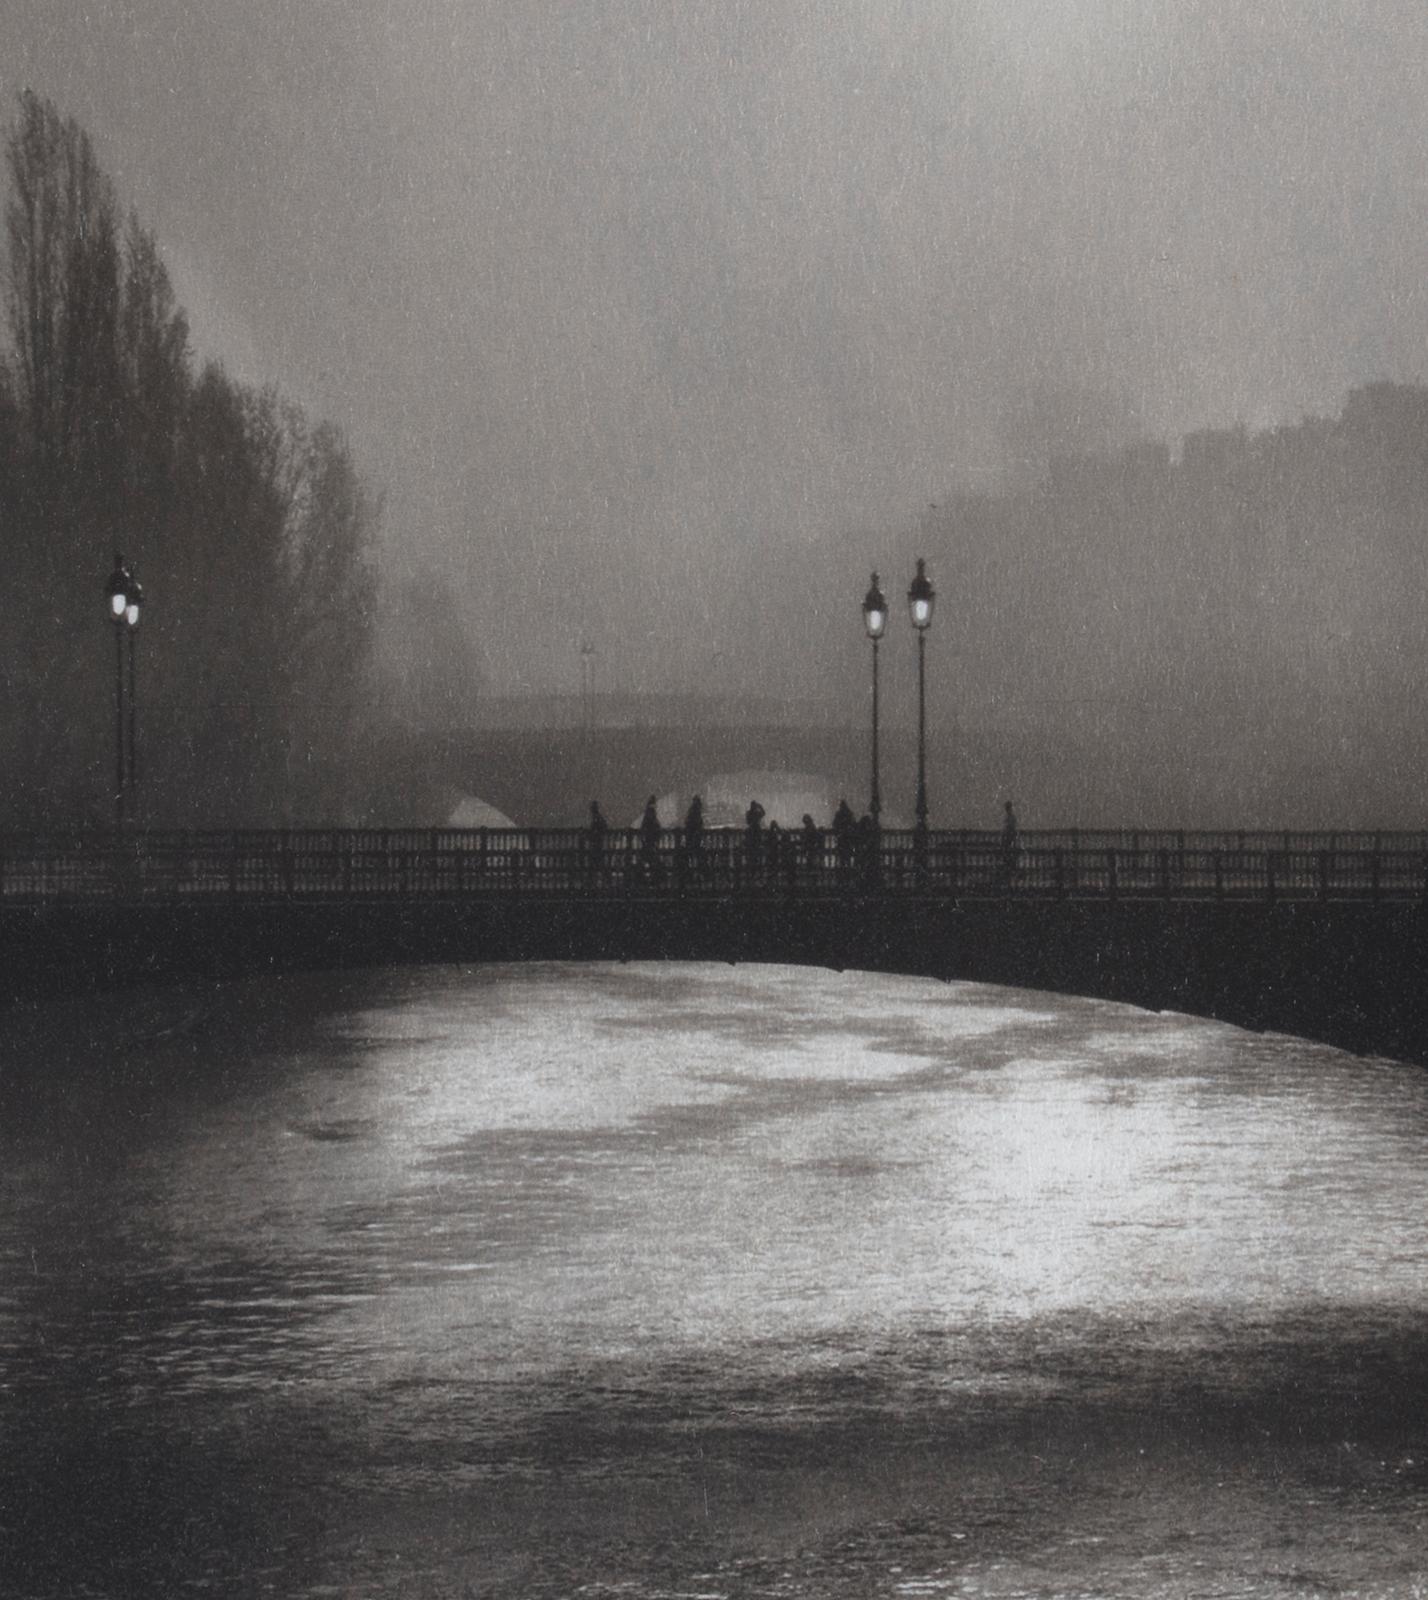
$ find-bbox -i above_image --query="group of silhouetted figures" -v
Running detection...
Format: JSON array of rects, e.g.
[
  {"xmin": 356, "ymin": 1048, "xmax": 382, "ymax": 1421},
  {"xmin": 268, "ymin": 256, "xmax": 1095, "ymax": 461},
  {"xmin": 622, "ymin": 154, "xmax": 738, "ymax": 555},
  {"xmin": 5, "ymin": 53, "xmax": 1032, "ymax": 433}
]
[{"xmin": 579, "ymin": 795, "xmax": 1022, "ymax": 891}]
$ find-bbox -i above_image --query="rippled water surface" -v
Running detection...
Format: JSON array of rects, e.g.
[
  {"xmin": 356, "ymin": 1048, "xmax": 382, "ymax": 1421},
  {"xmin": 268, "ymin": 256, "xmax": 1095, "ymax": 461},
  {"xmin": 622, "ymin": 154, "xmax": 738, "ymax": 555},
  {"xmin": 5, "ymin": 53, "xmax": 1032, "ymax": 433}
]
[{"xmin": 2, "ymin": 961, "xmax": 1427, "ymax": 1597}]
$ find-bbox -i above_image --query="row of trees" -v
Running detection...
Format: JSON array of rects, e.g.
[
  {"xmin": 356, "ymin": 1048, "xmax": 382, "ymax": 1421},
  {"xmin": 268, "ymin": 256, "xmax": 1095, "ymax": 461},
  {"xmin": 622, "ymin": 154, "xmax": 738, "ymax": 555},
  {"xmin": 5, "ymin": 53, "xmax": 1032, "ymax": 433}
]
[{"xmin": 0, "ymin": 91, "xmax": 378, "ymax": 827}]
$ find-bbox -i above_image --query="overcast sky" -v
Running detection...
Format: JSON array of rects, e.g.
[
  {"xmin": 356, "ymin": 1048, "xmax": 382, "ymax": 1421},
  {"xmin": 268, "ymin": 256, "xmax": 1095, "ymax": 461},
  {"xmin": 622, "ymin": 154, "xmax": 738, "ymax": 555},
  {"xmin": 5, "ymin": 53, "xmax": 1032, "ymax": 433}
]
[{"xmin": 3, "ymin": 1, "xmax": 1427, "ymax": 695}]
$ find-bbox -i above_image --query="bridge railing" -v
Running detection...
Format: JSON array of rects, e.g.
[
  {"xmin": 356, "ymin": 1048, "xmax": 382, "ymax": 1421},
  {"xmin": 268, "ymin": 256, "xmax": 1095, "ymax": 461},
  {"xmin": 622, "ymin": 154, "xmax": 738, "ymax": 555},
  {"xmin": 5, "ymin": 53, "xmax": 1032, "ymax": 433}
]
[{"xmin": 1, "ymin": 828, "xmax": 1426, "ymax": 903}]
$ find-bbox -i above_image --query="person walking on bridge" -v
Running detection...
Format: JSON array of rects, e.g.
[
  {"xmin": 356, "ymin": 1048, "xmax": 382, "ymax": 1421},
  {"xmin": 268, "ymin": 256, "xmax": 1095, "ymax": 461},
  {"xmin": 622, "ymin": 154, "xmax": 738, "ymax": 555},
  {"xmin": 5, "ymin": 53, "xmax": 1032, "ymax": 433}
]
[
  {"xmin": 682, "ymin": 795, "xmax": 705, "ymax": 885},
  {"xmin": 640, "ymin": 796, "xmax": 663, "ymax": 884},
  {"xmin": 800, "ymin": 814, "xmax": 823, "ymax": 885},
  {"xmin": 744, "ymin": 799, "xmax": 766, "ymax": 882},
  {"xmin": 586, "ymin": 800, "xmax": 609, "ymax": 884},
  {"xmin": 832, "ymin": 798, "xmax": 855, "ymax": 879},
  {"xmin": 1001, "ymin": 799, "xmax": 1020, "ymax": 890}
]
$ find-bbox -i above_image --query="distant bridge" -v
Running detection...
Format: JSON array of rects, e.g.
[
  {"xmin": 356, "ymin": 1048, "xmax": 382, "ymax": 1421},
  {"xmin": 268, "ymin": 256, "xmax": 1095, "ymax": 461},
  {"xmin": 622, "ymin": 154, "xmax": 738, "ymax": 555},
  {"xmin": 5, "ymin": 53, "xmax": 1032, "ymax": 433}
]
[
  {"xmin": 395, "ymin": 723, "xmax": 915, "ymax": 826},
  {"xmin": 4, "ymin": 825, "xmax": 1427, "ymax": 1068}
]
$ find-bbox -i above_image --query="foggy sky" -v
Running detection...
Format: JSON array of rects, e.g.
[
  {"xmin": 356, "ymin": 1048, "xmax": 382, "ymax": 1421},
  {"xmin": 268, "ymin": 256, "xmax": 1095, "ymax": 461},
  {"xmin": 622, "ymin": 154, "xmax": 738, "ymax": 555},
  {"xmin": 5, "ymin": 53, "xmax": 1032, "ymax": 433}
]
[{"xmin": 3, "ymin": 0, "xmax": 1427, "ymax": 699}]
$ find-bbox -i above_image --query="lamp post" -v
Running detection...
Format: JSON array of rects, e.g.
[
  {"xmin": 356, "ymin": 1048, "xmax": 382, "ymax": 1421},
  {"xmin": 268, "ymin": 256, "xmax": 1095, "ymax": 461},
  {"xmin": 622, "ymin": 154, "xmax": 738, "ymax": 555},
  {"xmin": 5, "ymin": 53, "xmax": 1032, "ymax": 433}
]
[
  {"xmin": 907, "ymin": 557, "xmax": 936, "ymax": 857},
  {"xmin": 104, "ymin": 556, "xmax": 131, "ymax": 829},
  {"xmin": 861, "ymin": 572, "xmax": 887, "ymax": 826},
  {"xmin": 103, "ymin": 557, "xmax": 145, "ymax": 827},
  {"xmin": 125, "ymin": 574, "xmax": 144, "ymax": 820}
]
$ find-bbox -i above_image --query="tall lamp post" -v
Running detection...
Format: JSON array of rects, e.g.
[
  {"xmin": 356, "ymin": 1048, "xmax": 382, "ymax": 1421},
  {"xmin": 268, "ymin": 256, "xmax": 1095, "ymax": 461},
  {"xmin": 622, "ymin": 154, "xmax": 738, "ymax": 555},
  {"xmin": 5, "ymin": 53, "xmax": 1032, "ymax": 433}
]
[
  {"xmin": 125, "ymin": 573, "xmax": 144, "ymax": 820},
  {"xmin": 861, "ymin": 573, "xmax": 887, "ymax": 825},
  {"xmin": 907, "ymin": 557, "xmax": 936, "ymax": 858},
  {"xmin": 105, "ymin": 556, "xmax": 131, "ymax": 829},
  {"xmin": 103, "ymin": 556, "xmax": 145, "ymax": 828}
]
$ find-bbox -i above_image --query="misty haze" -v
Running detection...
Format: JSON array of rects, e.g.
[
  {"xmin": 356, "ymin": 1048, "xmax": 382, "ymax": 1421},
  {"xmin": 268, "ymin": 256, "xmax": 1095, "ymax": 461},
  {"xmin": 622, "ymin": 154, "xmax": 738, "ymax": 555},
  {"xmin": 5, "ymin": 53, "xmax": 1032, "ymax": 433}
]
[
  {"xmin": 4, "ymin": 3, "xmax": 1428, "ymax": 829},
  {"xmin": 4, "ymin": 6, "xmax": 1428, "ymax": 1600}
]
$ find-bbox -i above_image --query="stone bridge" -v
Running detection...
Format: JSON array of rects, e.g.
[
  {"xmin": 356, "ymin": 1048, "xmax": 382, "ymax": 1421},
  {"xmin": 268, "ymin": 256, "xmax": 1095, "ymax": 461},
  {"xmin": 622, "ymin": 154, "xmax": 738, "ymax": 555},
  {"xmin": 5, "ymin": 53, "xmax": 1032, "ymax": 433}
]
[{"xmin": 3, "ymin": 826, "xmax": 1426, "ymax": 1069}]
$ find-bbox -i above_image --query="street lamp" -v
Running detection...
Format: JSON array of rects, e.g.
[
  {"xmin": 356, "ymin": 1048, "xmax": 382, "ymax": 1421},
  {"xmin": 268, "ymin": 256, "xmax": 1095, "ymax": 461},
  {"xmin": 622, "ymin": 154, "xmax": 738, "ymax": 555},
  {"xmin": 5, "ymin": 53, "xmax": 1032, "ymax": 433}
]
[
  {"xmin": 104, "ymin": 556, "xmax": 131, "ymax": 828},
  {"xmin": 861, "ymin": 572, "xmax": 887, "ymax": 825},
  {"xmin": 907, "ymin": 557, "xmax": 936, "ymax": 850},
  {"xmin": 103, "ymin": 557, "xmax": 145, "ymax": 827},
  {"xmin": 125, "ymin": 574, "xmax": 144, "ymax": 818}
]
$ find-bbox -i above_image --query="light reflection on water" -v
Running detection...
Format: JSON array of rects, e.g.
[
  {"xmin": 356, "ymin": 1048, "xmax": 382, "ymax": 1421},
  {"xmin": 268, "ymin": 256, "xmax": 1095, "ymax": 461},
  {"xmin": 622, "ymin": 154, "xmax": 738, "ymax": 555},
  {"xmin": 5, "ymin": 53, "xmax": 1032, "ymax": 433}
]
[{"xmin": 2, "ymin": 961, "xmax": 1427, "ymax": 1597}]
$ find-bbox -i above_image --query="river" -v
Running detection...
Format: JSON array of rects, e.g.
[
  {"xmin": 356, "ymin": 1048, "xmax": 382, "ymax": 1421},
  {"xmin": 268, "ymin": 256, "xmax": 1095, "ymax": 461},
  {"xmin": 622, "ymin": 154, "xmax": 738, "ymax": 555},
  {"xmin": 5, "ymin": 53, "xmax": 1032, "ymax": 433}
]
[{"xmin": 2, "ymin": 961, "xmax": 1426, "ymax": 1597}]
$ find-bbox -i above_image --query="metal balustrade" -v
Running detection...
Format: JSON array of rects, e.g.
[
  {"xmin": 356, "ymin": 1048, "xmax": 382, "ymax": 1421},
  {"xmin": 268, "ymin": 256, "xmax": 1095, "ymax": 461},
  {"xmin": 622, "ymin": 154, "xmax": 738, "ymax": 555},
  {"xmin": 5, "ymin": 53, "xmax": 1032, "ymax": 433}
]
[{"xmin": 2, "ymin": 828, "xmax": 1427, "ymax": 903}]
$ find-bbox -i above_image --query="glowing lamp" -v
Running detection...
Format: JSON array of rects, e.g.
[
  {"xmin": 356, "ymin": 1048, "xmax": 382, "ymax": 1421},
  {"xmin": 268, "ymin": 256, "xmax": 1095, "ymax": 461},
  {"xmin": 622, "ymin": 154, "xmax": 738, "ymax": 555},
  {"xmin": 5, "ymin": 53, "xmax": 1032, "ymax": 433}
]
[
  {"xmin": 907, "ymin": 558, "xmax": 935, "ymax": 631},
  {"xmin": 862, "ymin": 572, "xmax": 888, "ymax": 641},
  {"xmin": 105, "ymin": 556, "xmax": 130, "ymax": 620}
]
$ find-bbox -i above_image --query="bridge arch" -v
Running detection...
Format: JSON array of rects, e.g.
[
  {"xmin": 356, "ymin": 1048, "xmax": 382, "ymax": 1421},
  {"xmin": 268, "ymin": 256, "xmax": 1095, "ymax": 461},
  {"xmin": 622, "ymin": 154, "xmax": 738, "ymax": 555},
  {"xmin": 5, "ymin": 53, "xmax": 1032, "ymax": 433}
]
[{"xmin": 402, "ymin": 724, "xmax": 915, "ymax": 828}]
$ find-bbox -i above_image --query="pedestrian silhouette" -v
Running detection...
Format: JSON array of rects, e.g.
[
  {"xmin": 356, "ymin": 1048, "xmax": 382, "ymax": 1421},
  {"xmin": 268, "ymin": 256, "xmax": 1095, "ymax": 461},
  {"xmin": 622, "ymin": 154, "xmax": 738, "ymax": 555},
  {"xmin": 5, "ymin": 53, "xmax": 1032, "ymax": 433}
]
[
  {"xmin": 800, "ymin": 813, "xmax": 822, "ymax": 880},
  {"xmin": 1001, "ymin": 799, "xmax": 1020, "ymax": 888},
  {"xmin": 587, "ymin": 800, "xmax": 609, "ymax": 882},
  {"xmin": 832, "ymin": 798, "xmax": 855, "ymax": 876},
  {"xmin": 683, "ymin": 795, "xmax": 705, "ymax": 883},
  {"xmin": 640, "ymin": 796, "xmax": 662, "ymax": 881},
  {"xmin": 744, "ymin": 799, "xmax": 766, "ymax": 879}
]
